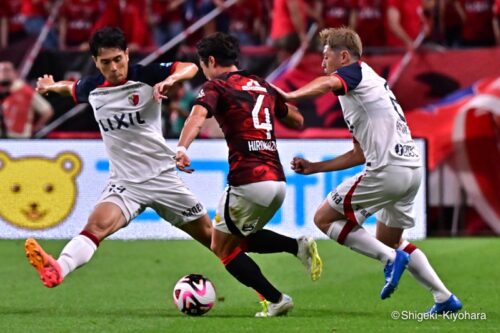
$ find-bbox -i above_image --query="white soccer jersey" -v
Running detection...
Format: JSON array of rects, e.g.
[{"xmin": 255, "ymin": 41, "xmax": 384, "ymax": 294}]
[
  {"xmin": 73, "ymin": 63, "xmax": 177, "ymax": 182},
  {"xmin": 332, "ymin": 61, "xmax": 421, "ymax": 170}
]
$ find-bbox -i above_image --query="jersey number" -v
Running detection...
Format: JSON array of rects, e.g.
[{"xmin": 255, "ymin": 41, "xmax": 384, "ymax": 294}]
[
  {"xmin": 384, "ymin": 82, "xmax": 406, "ymax": 123},
  {"xmin": 252, "ymin": 94, "xmax": 272, "ymax": 139}
]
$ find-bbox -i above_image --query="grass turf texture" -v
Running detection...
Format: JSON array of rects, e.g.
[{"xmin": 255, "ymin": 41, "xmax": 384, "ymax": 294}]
[{"xmin": 1, "ymin": 238, "xmax": 498, "ymax": 332}]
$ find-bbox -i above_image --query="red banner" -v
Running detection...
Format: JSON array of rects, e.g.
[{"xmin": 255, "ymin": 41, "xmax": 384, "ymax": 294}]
[
  {"xmin": 391, "ymin": 48, "xmax": 500, "ymax": 110},
  {"xmin": 451, "ymin": 80, "xmax": 500, "ymax": 232}
]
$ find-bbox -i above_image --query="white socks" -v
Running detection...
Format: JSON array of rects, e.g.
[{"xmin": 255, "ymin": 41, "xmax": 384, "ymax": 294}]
[
  {"xmin": 57, "ymin": 234, "xmax": 98, "ymax": 278},
  {"xmin": 327, "ymin": 220, "xmax": 396, "ymax": 264},
  {"xmin": 326, "ymin": 219, "xmax": 452, "ymax": 303},
  {"xmin": 399, "ymin": 241, "xmax": 452, "ymax": 303}
]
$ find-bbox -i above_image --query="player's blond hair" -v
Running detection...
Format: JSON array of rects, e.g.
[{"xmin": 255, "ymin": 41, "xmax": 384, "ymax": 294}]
[{"xmin": 319, "ymin": 27, "xmax": 363, "ymax": 58}]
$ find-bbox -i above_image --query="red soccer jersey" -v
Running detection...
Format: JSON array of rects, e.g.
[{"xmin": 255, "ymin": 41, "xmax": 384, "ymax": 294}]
[
  {"xmin": 443, "ymin": 0, "xmax": 463, "ymax": 28},
  {"xmin": 322, "ymin": 0, "xmax": 354, "ymax": 29},
  {"xmin": 61, "ymin": 0, "xmax": 101, "ymax": 46},
  {"xmin": 270, "ymin": 0, "xmax": 307, "ymax": 39},
  {"xmin": 386, "ymin": 0, "xmax": 423, "ymax": 47},
  {"xmin": 194, "ymin": 71, "xmax": 288, "ymax": 186},
  {"xmin": 461, "ymin": 0, "xmax": 494, "ymax": 44},
  {"xmin": 352, "ymin": 0, "xmax": 386, "ymax": 47},
  {"xmin": 1, "ymin": 82, "xmax": 35, "ymax": 136},
  {"xmin": 93, "ymin": 0, "xmax": 152, "ymax": 48},
  {"xmin": 151, "ymin": 0, "xmax": 183, "ymax": 22},
  {"xmin": 229, "ymin": 0, "xmax": 264, "ymax": 35},
  {"xmin": 21, "ymin": 0, "xmax": 47, "ymax": 17},
  {"xmin": 1, "ymin": 0, "xmax": 24, "ymax": 34}
]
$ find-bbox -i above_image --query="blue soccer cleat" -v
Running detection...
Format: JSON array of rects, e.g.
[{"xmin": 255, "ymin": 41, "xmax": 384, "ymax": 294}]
[
  {"xmin": 427, "ymin": 294, "xmax": 463, "ymax": 314},
  {"xmin": 380, "ymin": 250, "xmax": 410, "ymax": 300}
]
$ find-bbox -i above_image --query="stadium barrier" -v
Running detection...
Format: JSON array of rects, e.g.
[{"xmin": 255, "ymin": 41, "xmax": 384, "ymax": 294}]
[{"xmin": 0, "ymin": 139, "xmax": 427, "ymax": 240}]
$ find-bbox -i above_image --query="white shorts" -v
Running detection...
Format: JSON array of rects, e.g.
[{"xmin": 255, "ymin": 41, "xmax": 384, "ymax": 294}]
[
  {"xmin": 97, "ymin": 169, "xmax": 206, "ymax": 227},
  {"xmin": 214, "ymin": 181, "xmax": 286, "ymax": 236},
  {"xmin": 327, "ymin": 165, "xmax": 421, "ymax": 229}
]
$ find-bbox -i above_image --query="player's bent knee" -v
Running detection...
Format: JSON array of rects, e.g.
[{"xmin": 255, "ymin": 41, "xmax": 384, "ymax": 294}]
[
  {"xmin": 180, "ymin": 216, "xmax": 212, "ymax": 249},
  {"xmin": 313, "ymin": 212, "xmax": 331, "ymax": 234},
  {"xmin": 85, "ymin": 215, "xmax": 123, "ymax": 240},
  {"xmin": 197, "ymin": 215, "xmax": 213, "ymax": 232},
  {"xmin": 210, "ymin": 240, "xmax": 239, "ymax": 261},
  {"xmin": 84, "ymin": 220, "xmax": 111, "ymax": 240},
  {"xmin": 85, "ymin": 202, "xmax": 127, "ymax": 240},
  {"xmin": 210, "ymin": 241, "xmax": 224, "ymax": 258}
]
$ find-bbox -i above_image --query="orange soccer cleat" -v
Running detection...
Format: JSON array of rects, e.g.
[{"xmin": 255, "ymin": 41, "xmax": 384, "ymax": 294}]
[{"xmin": 25, "ymin": 238, "xmax": 63, "ymax": 288}]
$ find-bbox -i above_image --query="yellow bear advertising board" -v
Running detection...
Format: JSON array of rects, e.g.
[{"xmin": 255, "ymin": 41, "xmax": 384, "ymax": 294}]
[{"xmin": 0, "ymin": 151, "xmax": 82, "ymax": 229}]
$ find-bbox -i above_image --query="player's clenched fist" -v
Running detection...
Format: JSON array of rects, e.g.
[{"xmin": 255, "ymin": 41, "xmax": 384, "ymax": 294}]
[
  {"xmin": 175, "ymin": 148, "xmax": 194, "ymax": 173},
  {"xmin": 291, "ymin": 157, "xmax": 313, "ymax": 175}
]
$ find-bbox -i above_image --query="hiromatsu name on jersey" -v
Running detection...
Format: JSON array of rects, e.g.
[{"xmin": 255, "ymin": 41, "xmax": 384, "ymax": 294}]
[{"xmin": 247, "ymin": 139, "xmax": 277, "ymax": 152}]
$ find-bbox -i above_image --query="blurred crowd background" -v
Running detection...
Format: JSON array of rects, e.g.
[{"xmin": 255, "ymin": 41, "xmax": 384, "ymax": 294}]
[
  {"xmin": 1, "ymin": 0, "xmax": 499, "ymax": 53},
  {"xmin": 1, "ymin": 0, "xmax": 499, "ymax": 138}
]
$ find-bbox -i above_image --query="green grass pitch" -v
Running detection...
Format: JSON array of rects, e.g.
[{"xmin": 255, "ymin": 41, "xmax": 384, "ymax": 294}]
[{"xmin": 1, "ymin": 238, "xmax": 498, "ymax": 332}]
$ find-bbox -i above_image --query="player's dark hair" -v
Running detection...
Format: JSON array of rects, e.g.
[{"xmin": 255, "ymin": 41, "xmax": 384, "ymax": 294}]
[
  {"xmin": 89, "ymin": 27, "xmax": 128, "ymax": 57},
  {"xmin": 196, "ymin": 32, "xmax": 239, "ymax": 67}
]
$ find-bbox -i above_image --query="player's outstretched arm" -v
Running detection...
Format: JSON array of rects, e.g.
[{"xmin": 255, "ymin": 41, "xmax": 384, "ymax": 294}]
[
  {"xmin": 169, "ymin": 61, "xmax": 199, "ymax": 82},
  {"xmin": 275, "ymin": 75, "xmax": 342, "ymax": 102},
  {"xmin": 36, "ymin": 74, "xmax": 74, "ymax": 96},
  {"xmin": 291, "ymin": 142, "xmax": 365, "ymax": 174},
  {"xmin": 279, "ymin": 103, "xmax": 304, "ymax": 129},
  {"xmin": 154, "ymin": 62, "xmax": 198, "ymax": 101},
  {"xmin": 176, "ymin": 104, "xmax": 208, "ymax": 173}
]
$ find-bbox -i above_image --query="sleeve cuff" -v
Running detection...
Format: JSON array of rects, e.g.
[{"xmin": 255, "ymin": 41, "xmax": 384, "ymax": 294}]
[
  {"xmin": 193, "ymin": 101, "xmax": 214, "ymax": 118},
  {"xmin": 332, "ymin": 73, "xmax": 348, "ymax": 95},
  {"xmin": 71, "ymin": 81, "xmax": 78, "ymax": 103}
]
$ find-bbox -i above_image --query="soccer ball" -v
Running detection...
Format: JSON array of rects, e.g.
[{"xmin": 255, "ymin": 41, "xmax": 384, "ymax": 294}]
[{"xmin": 172, "ymin": 274, "xmax": 216, "ymax": 316}]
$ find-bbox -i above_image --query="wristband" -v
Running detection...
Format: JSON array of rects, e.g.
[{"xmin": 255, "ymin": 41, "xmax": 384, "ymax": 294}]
[{"xmin": 176, "ymin": 146, "xmax": 187, "ymax": 153}]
